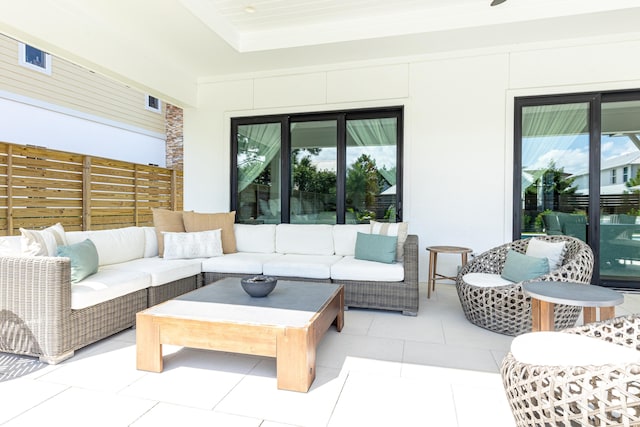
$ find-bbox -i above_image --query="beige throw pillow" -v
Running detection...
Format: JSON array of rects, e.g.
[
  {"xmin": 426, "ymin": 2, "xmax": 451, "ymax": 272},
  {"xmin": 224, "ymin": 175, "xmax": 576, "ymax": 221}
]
[
  {"xmin": 20, "ymin": 223, "xmax": 68, "ymax": 256},
  {"xmin": 370, "ymin": 220, "xmax": 409, "ymax": 262},
  {"xmin": 152, "ymin": 208, "xmax": 186, "ymax": 257},
  {"xmin": 183, "ymin": 211, "xmax": 237, "ymax": 254}
]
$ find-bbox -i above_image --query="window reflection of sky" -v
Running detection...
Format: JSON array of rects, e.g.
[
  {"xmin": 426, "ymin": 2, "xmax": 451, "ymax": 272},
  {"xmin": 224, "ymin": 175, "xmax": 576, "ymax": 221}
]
[
  {"xmin": 523, "ymin": 134, "xmax": 638, "ymax": 174},
  {"xmin": 309, "ymin": 146, "xmax": 396, "ymax": 172}
]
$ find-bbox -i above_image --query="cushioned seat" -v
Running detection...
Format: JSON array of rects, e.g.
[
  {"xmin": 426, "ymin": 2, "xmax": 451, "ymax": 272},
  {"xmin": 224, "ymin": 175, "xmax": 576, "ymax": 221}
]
[
  {"xmin": 102, "ymin": 257, "xmax": 202, "ymax": 286},
  {"xmin": 72, "ymin": 269, "xmax": 150, "ymax": 310},
  {"xmin": 331, "ymin": 256, "xmax": 404, "ymax": 282},
  {"xmin": 502, "ymin": 315, "xmax": 640, "ymax": 426},
  {"xmin": 201, "ymin": 252, "xmax": 283, "ymax": 274},
  {"xmin": 263, "ymin": 254, "xmax": 342, "ymax": 279}
]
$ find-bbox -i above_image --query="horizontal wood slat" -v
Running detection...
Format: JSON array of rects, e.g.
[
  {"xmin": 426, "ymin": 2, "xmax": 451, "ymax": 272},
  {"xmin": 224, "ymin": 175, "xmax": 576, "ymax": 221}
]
[{"xmin": 0, "ymin": 141, "xmax": 182, "ymax": 235}]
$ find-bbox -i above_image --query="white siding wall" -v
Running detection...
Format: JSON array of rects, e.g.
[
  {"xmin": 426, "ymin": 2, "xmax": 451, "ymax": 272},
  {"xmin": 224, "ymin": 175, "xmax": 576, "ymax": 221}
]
[{"xmin": 184, "ymin": 35, "xmax": 640, "ymax": 281}]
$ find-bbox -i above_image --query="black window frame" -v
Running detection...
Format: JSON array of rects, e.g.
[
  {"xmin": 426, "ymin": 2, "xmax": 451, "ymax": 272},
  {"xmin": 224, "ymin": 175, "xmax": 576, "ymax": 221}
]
[
  {"xmin": 513, "ymin": 89, "xmax": 640, "ymax": 287},
  {"xmin": 230, "ymin": 106, "xmax": 404, "ymax": 224}
]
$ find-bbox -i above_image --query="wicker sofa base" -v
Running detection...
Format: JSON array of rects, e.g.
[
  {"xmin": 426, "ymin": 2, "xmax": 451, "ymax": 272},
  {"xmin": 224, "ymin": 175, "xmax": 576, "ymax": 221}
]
[{"xmin": 148, "ymin": 275, "xmax": 202, "ymax": 307}]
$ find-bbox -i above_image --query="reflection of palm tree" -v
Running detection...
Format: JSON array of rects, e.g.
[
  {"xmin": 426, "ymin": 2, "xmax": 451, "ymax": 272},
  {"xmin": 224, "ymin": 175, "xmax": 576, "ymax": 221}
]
[{"xmin": 346, "ymin": 154, "xmax": 379, "ymax": 214}]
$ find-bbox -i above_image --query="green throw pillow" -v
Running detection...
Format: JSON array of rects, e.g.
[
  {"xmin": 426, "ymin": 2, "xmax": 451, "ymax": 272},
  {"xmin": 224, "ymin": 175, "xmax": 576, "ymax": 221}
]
[
  {"xmin": 354, "ymin": 232, "xmax": 397, "ymax": 264},
  {"xmin": 500, "ymin": 250, "xmax": 550, "ymax": 283},
  {"xmin": 57, "ymin": 239, "xmax": 99, "ymax": 284}
]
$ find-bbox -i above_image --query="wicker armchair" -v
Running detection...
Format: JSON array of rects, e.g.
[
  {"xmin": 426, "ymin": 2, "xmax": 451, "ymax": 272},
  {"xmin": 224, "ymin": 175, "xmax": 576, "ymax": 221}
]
[
  {"xmin": 501, "ymin": 314, "xmax": 640, "ymax": 426},
  {"xmin": 456, "ymin": 235, "xmax": 594, "ymax": 336}
]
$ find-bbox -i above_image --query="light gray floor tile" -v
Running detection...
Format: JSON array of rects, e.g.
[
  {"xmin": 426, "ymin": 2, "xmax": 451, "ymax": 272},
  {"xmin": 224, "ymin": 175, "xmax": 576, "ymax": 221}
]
[
  {"xmin": 131, "ymin": 402, "xmax": 263, "ymax": 427},
  {"xmin": 0, "ymin": 379, "xmax": 68, "ymax": 424}
]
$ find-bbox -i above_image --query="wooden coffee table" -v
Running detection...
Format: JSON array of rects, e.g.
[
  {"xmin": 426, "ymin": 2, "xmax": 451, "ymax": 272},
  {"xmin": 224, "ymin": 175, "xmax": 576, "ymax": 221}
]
[{"xmin": 136, "ymin": 277, "xmax": 344, "ymax": 392}]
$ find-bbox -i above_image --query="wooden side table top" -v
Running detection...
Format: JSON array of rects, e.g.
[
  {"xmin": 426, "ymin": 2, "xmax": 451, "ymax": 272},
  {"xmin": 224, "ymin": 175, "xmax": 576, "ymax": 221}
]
[
  {"xmin": 426, "ymin": 245, "xmax": 473, "ymax": 254},
  {"xmin": 523, "ymin": 282, "xmax": 624, "ymax": 307}
]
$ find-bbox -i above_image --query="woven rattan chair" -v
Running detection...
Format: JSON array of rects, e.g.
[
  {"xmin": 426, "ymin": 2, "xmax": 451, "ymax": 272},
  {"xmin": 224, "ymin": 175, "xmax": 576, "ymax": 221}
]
[
  {"xmin": 456, "ymin": 235, "xmax": 594, "ymax": 336},
  {"xmin": 501, "ymin": 314, "xmax": 640, "ymax": 427}
]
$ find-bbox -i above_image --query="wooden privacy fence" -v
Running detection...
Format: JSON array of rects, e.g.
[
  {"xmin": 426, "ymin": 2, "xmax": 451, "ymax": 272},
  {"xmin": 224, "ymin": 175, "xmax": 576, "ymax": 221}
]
[{"xmin": 0, "ymin": 142, "xmax": 183, "ymax": 235}]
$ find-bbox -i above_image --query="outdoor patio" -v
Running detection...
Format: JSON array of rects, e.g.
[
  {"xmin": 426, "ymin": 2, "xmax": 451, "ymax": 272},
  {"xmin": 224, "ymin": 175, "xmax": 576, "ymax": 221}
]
[{"xmin": 1, "ymin": 281, "xmax": 639, "ymax": 427}]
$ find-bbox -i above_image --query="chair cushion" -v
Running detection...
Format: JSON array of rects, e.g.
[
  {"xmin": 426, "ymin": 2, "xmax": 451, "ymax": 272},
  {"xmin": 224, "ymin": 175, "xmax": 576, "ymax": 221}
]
[
  {"xmin": 331, "ymin": 256, "xmax": 404, "ymax": 282},
  {"xmin": 102, "ymin": 257, "xmax": 202, "ymax": 287},
  {"xmin": 71, "ymin": 269, "xmax": 150, "ymax": 309},
  {"xmin": 526, "ymin": 238, "xmax": 566, "ymax": 270},
  {"xmin": 183, "ymin": 211, "xmax": 237, "ymax": 254},
  {"xmin": 501, "ymin": 250, "xmax": 549, "ymax": 282},
  {"xmin": 354, "ymin": 232, "xmax": 397, "ymax": 264},
  {"xmin": 0, "ymin": 236, "xmax": 22, "ymax": 256},
  {"xmin": 275, "ymin": 224, "xmax": 334, "ymax": 255},
  {"xmin": 142, "ymin": 226, "xmax": 158, "ymax": 258},
  {"xmin": 511, "ymin": 331, "xmax": 640, "ymax": 366},
  {"xmin": 462, "ymin": 272, "xmax": 514, "ymax": 288},
  {"xmin": 234, "ymin": 224, "xmax": 276, "ymax": 253},
  {"xmin": 57, "ymin": 239, "xmax": 99, "ymax": 284},
  {"xmin": 66, "ymin": 227, "xmax": 146, "ymax": 267},
  {"xmin": 263, "ymin": 254, "xmax": 342, "ymax": 279},
  {"xmin": 201, "ymin": 252, "xmax": 283, "ymax": 274},
  {"xmin": 333, "ymin": 224, "xmax": 371, "ymax": 256}
]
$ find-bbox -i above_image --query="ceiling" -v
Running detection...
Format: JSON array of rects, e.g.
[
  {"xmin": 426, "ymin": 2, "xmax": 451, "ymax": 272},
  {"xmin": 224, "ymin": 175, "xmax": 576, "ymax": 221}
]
[{"xmin": 1, "ymin": 0, "xmax": 640, "ymax": 106}]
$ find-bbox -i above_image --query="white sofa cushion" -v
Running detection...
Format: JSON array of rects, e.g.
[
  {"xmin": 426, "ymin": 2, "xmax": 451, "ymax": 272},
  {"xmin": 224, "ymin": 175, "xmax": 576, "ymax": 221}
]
[
  {"xmin": 234, "ymin": 224, "xmax": 276, "ymax": 253},
  {"xmin": 463, "ymin": 272, "xmax": 514, "ymax": 288},
  {"xmin": 333, "ymin": 224, "xmax": 371, "ymax": 256},
  {"xmin": 102, "ymin": 257, "xmax": 202, "ymax": 287},
  {"xmin": 0, "ymin": 236, "xmax": 22, "ymax": 256},
  {"xmin": 162, "ymin": 229, "xmax": 223, "ymax": 259},
  {"xmin": 66, "ymin": 227, "xmax": 146, "ymax": 266},
  {"xmin": 331, "ymin": 256, "xmax": 404, "ymax": 282},
  {"xmin": 71, "ymin": 269, "xmax": 150, "ymax": 309},
  {"xmin": 275, "ymin": 224, "xmax": 334, "ymax": 255},
  {"xmin": 511, "ymin": 331, "xmax": 640, "ymax": 366},
  {"xmin": 263, "ymin": 254, "xmax": 342, "ymax": 279},
  {"xmin": 142, "ymin": 226, "xmax": 159, "ymax": 258},
  {"xmin": 202, "ymin": 252, "xmax": 283, "ymax": 274}
]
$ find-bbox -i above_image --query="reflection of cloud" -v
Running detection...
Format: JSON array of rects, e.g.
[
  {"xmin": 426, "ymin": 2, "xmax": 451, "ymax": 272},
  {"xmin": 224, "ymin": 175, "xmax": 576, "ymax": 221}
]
[
  {"xmin": 308, "ymin": 146, "xmax": 396, "ymax": 171},
  {"xmin": 601, "ymin": 137, "xmax": 637, "ymax": 160},
  {"xmin": 529, "ymin": 148, "xmax": 588, "ymax": 173}
]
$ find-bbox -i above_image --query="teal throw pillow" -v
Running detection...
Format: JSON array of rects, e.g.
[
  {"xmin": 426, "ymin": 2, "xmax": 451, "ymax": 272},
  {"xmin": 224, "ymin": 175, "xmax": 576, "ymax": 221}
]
[
  {"xmin": 354, "ymin": 232, "xmax": 397, "ymax": 264},
  {"xmin": 57, "ymin": 239, "xmax": 99, "ymax": 284},
  {"xmin": 500, "ymin": 250, "xmax": 550, "ymax": 283}
]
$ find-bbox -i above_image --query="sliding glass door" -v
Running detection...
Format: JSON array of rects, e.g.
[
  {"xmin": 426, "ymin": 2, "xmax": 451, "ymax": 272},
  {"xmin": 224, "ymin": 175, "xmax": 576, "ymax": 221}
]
[
  {"xmin": 515, "ymin": 90, "xmax": 640, "ymax": 287},
  {"xmin": 599, "ymin": 99, "xmax": 640, "ymax": 281}
]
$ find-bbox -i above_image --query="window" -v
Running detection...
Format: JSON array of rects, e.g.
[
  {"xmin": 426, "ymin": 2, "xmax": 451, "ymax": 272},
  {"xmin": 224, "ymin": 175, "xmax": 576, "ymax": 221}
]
[
  {"xmin": 18, "ymin": 43, "xmax": 51, "ymax": 75},
  {"xmin": 514, "ymin": 90, "xmax": 640, "ymax": 288},
  {"xmin": 145, "ymin": 95, "xmax": 162, "ymax": 113},
  {"xmin": 231, "ymin": 107, "xmax": 403, "ymax": 225}
]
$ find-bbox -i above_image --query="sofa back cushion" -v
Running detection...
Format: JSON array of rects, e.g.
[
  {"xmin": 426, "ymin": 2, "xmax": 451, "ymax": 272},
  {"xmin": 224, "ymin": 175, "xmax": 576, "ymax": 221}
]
[
  {"xmin": 275, "ymin": 224, "xmax": 334, "ymax": 255},
  {"xmin": 234, "ymin": 224, "xmax": 276, "ymax": 253},
  {"xmin": 66, "ymin": 226, "xmax": 145, "ymax": 266},
  {"xmin": 333, "ymin": 224, "xmax": 371, "ymax": 256},
  {"xmin": 142, "ymin": 226, "xmax": 159, "ymax": 258}
]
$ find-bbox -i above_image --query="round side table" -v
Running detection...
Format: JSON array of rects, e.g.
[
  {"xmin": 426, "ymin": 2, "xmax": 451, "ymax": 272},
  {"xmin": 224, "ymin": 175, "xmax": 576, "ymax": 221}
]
[
  {"xmin": 523, "ymin": 281, "xmax": 624, "ymax": 331},
  {"xmin": 426, "ymin": 245, "xmax": 472, "ymax": 299}
]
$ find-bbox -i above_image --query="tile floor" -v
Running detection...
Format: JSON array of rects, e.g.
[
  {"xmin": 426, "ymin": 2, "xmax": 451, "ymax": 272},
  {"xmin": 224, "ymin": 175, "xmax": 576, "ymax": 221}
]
[{"xmin": 1, "ymin": 282, "xmax": 639, "ymax": 427}]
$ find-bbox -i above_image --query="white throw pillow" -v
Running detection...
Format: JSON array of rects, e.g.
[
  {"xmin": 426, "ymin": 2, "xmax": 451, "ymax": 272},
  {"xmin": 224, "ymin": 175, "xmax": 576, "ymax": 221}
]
[
  {"xmin": 370, "ymin": 220, "xmax": 409, "ymax": 262},
  {"xmin": 20, "ymin": 223, "xmax": 68, "ymax": 256},
  {"xmin": 526, "ymin": 238, "xmax": 566, "ymax": 270},
  {"xmin": 162, "ymin": 229, "xmax": 223, "ymax": 260}
]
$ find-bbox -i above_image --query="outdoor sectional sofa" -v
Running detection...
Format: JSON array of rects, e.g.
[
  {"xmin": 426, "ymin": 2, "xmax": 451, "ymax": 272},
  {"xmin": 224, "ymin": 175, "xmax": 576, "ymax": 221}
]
[{"xmin": 0, "ymin": 222, "xmax": 418, "ymax": 364}]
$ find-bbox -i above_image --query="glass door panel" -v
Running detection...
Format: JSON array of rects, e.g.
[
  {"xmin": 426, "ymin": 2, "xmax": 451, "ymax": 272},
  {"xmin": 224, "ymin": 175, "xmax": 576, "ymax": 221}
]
[
  {"xmin": 520, "ymin": 103, "xmax": 589, "ymax": 240},
  {"xmin": 289, "ymin": 120, "xmax": 337, "ymax": 224},
  {"xmin": 236, "ymin": 122, "xmax": 281, "ymax": 223},
  {"xmin": 599, "ymin": 100, "xmax": 640, "ymax": 281},
  {"xmin": 346, "ymin": 118, "xmax": 397, "ymax": 223}
]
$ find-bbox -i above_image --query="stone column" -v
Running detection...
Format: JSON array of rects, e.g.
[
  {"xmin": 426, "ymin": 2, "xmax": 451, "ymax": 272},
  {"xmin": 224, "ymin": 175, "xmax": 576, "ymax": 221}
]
[{"xmin": 165, "ymin": 103, "xmax": 183, "ymax": 170}]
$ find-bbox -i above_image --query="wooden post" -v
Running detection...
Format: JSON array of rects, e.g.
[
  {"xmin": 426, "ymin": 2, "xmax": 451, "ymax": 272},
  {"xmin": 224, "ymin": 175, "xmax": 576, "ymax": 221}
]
[
  {"xmin": 134, "ymin": 165, "xmax": 140, "ymax": 226},
  {"xmin": 83, "ymin": 156, "xmax": 92, "ymax": 230},
  {"xmin": 6, "ymin": 144, "xmax": 13, "ymax": 235},
  {"xmin": 171, "ymin": 169, "xmax": 177, "ymax": 210}
]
